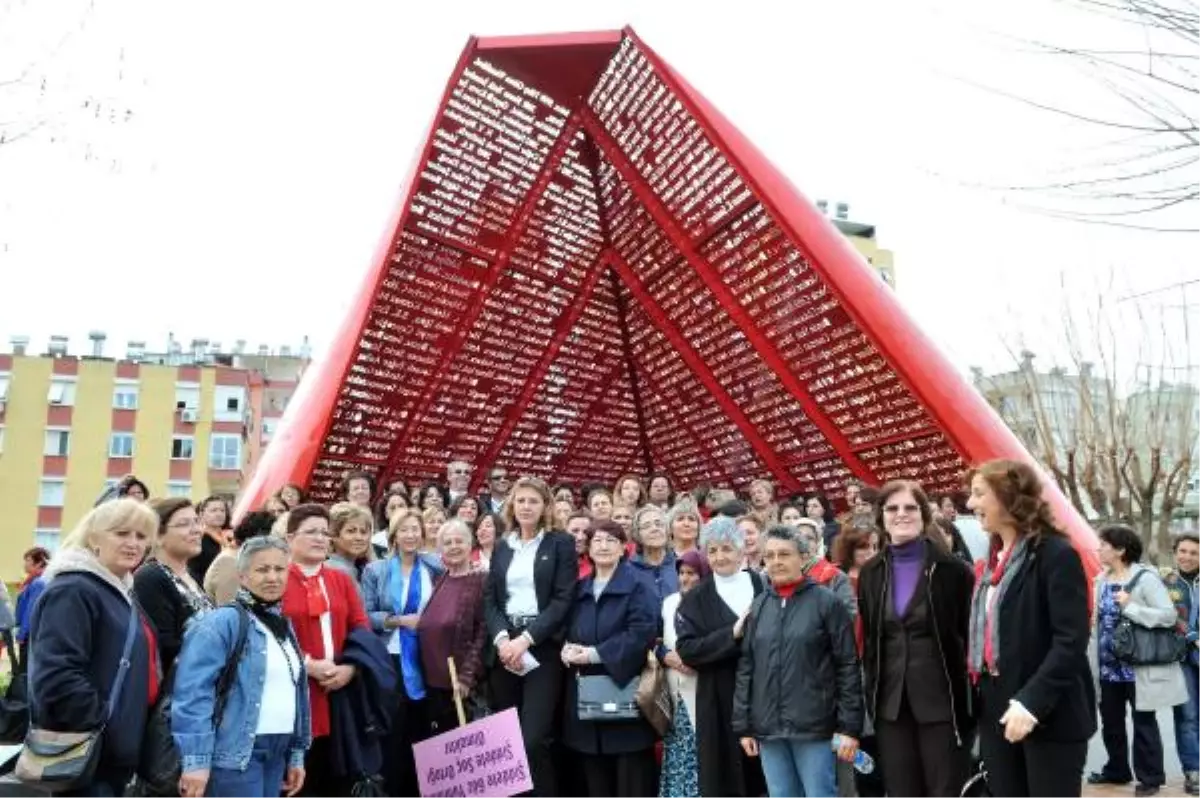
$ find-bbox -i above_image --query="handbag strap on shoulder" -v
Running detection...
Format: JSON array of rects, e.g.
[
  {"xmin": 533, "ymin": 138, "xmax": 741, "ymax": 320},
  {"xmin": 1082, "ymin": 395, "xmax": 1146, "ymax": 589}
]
[{"xmin": 105, "ymin": 602, "xmax": 141, "ymax": 723}]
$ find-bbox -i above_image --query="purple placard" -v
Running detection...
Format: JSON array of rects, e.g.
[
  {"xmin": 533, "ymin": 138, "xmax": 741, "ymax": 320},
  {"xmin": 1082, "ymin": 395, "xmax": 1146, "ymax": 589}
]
[{"xmin": 412, "ymin": 707, "xmax": 533, "ymax": 797}]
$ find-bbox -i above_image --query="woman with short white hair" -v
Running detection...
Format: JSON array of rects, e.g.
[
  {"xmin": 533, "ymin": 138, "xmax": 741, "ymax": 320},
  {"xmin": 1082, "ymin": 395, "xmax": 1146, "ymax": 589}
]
[{"xmin": 675, "ymin": 516, "xmax": 767, "ymax": 797}]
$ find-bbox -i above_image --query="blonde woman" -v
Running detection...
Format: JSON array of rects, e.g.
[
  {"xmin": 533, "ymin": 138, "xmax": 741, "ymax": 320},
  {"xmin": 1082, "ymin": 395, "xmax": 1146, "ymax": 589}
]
[
  {"xmin": 327, "ymin": 502, "xmax": 375, "ymax": 585},
  {"xmin": 27, "ymin": 499, "xmax": 160, "ymax": 795}
]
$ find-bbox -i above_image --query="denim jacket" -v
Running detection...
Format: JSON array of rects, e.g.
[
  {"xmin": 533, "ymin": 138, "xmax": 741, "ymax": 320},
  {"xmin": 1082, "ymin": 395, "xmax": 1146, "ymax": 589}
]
[
  {"xmin": 172, "ymin": 605, "xmax": 311, "ymax": 772},
  {"xmin": 361, "ymin": 553, "xmax": 445, "ymax": 636}
]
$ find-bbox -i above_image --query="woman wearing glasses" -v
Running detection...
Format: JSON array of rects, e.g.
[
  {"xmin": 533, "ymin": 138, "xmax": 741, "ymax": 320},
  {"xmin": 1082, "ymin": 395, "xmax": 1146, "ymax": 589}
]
[
  {"xmin": 630, "ymin": 505, "xmax": 679, "ymax": 611},
  {"xmin": 858, "ymin": 480, "xmax": 976, "ymax": 797}
]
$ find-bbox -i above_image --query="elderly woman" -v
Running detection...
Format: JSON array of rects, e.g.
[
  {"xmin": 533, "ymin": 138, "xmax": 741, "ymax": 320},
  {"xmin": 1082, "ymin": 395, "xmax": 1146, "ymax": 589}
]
[
  {"xmin": 675, "ymin": 515, "xmax": 767, "ymax": 797},
  {"xmin": 630, "ymin": 504, "xmax": 679, "ymax": 610},
  {"xmin": 326, "ymin": 502, "xmax": 375, "ymax": 585},
  {"xmin": 858, "ymin": 480, "xmax": 975, "ymax": 797},
  {"xmin": 173, "ymin": 536, "xmax": 310, "ymax": 797},
  {"xmin": 27, "ymin": 499, "xmax": 159, "ymax": 795},
  {"xmin": 1088, "ymin": 524, "xmax": 1186, "ymax": 796},
  {"xmin": 588, "ymin": 487, "xmax": 615, "ymax": 522},
  {"xmin": 792, "ymin": 518, "xmax": 856, "ymax": 617},
  {"xmin": 560, "ymin": 520, "xmax": 660, "ymax": 797},
  {"xmin": 668, "ymin": 496, "xmax": 702, "ymax": 558},
  {"xmin": 135, "ymin": 498, "xmax": 215, "ymax": 673},
  {"xmin": 417, "ymin": 520, "xmax": 487, "ymax": 736},
  {"xmin": 659, "ymin": 550, "xmax": 709, "ymax": 798},
  {"xmin": 734, "ymin": 525, "xmax": 863, "ymax": 798},
  {"xmin": 341, "ymin": 471, "xmax": 376, "ymax": 509},
  {"xmin": 747, "ymin": 479, "xmax": 778, "ymax": 526}
]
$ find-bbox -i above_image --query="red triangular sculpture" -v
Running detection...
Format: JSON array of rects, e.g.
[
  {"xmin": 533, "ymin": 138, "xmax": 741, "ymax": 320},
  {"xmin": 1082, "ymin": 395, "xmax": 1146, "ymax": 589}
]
[{"xmin": 239, "ymin": 27, "xmax": 1098, "ymax": 567}]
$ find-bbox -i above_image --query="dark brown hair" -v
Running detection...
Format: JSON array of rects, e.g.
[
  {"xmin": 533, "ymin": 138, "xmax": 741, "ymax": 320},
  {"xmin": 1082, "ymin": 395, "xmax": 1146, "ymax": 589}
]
[
  {"xmin": 340, "ymin": 470, "xmax": 376, "ymax": 503},
  {"xmin": 873, "ymin": 480, "xmax": 939, "ymax": 541},
  {"xmin": 287, "ymin": 503, "xmax": 330, "ymax": 536},
  {"xmin": 832, "ymin": 526, "xmax": 881, "ymax": 572},
  {"xmin": 584, "ymin": 519, "xmax": 628, "ymax": 548},
  {"xmin": 23, "ymin": 547, "xmax": 50, "ymax": 568},
  {"xmin": 196, "ymin": 495, "xmax": 232, "ymax": 530},
  {"xmin": 150, "ymin": 497, "xmax": 193, "ymax": 536}
]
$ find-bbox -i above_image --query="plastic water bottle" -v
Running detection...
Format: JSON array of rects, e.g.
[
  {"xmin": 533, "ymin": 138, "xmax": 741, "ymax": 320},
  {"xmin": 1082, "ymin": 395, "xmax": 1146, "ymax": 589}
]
[{"xmin": 831, "ymin": 735, "xmax": 875, "ymax": 774}]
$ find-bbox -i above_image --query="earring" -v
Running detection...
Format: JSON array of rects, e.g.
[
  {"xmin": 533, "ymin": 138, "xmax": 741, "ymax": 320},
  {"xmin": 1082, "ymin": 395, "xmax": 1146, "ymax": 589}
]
[{"xmin": 91, "ymin": 547, "xmax": 101, "ymax": 556}]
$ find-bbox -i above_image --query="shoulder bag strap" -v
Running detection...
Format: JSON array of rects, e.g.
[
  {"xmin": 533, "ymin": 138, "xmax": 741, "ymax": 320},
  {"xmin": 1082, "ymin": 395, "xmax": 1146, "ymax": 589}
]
[
  {"xmin": 105, "ymin": 602, "xmax": 141, "ymax": 723},
  {"xmin": 1126, "ymin": 569, "xmax": 1148, "ymax": 593}
]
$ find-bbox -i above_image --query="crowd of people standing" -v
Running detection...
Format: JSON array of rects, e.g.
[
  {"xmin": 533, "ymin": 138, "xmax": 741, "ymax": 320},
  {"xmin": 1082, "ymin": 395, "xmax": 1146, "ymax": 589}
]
[{"xmin": 8, "ymin": 458, "xmax": 1199, "ymax": 798}]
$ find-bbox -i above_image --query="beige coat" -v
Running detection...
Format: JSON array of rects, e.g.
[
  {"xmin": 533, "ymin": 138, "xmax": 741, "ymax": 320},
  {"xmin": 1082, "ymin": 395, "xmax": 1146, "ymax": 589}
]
[{"xmin": 1091, "ymin": 563, "xmax": 1188, "ymax": 712}]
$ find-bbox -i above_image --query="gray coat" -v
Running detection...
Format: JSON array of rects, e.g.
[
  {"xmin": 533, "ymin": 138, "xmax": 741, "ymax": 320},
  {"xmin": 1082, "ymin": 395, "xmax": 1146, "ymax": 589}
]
[{"xmin": 1090, "ymin": 563, "xmax": 1188, "ymax": 711}]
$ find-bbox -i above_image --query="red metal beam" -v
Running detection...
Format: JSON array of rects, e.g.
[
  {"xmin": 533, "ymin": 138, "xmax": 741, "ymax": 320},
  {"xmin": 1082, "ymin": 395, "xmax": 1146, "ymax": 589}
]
[
  {"xmin": 467, "ymin": 249, "xmax": 610, "ymax": 494},
  {"xmin": 608, "ymin": 267, "xmax": 657, "ymax": 477},
  {"xmin": 606, "ymin": 250, "xmax": 800, "ymax": 492},
  {"xmin": 402, "ymin": 223, "xmax": 497, "ymax": 264},
  {"xmin": 582, "ymin": 108, "xmax": 875, "ymax": 486},
  {"xmin": 377, "ymin": 113, "xmax": 585, "ymax": 491}
]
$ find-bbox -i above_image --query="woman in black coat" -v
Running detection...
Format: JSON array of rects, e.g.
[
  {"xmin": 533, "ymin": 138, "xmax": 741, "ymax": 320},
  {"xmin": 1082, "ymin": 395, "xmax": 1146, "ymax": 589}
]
[
  {"xmin": 965, "ymin": 460, "xmax": 1096, "ymax": 797},
  {"xmin": 858, "ymin": 480, "xmax": 976, "ymax": 796},
  {"xmin": 675, "ymin": 516, "xmax": 767, "ymax": 797},
  {"xmin": 483, "ymin": 477, "xmax": 577, "ymax": 797},
  {"xmin": 561, "ymin": 520, "xmax": 660, "ymax": 797}
]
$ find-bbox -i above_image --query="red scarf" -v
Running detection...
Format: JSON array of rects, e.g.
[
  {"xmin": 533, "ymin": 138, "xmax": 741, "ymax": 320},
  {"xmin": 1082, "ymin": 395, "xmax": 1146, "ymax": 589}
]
[
  {"xmin": 775, "ymin": 576, "xmax": 805, "ymax": 600},
  {"xmin": 982, "ymin": 544, "xmax": 1015, "ymax": 673},
  {"xmin": 141, "ymin": 617, "xmax": 160, "ymax": 705},
  {"xmin": 290, "ymin": 564, "xmax": 329, "ymax": 617}
]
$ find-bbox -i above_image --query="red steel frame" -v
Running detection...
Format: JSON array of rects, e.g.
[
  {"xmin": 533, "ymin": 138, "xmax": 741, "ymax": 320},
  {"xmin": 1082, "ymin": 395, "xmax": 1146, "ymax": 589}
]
[{"xmin": 237, "ymin": 27, "xmax": 1099, "ymax": 574}]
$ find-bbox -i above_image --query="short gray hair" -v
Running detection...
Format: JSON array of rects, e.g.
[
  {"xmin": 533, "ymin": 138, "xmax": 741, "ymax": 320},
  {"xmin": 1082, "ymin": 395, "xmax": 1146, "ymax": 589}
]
[
  {"xmin": 666, "ymin": 495, "xmax": 702, "ymax": 534},
  {"xmin": 765, "ymin": 524, "xmax": 811, "ymax": 556},
  {"xmin": 699, "ymin": 515, "xmax": 745, "ymax": 551},
  {"xmin": 437, "ymin": 518, "xmax": 474, "ymax": 547},
  {"xmin": 237, "ymin": 535, "xmax": 290, "ymax": 573}
]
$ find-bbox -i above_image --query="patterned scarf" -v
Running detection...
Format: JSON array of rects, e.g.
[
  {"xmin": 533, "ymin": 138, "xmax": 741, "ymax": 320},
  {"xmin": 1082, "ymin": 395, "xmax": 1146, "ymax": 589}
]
[
  {"xmin": 235, "ymin": 586, "xmax": 292, "ymax": 643},
  {"xmin": 968, "ymin": 535, "xmax": 1030, "ymax": 678}
]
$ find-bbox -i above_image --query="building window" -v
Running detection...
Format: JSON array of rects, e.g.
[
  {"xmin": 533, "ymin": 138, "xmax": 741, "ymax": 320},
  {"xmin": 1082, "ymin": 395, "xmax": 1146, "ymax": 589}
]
[
  {"xmin": 171, "ymin": 436, "xmax": 194, "ymax": 460},
  {"xmin": 38, "ymin": 480, "xmax": 65, "ymax": 507},
  {"xmin": 166, "ymin": 481, "xmax": 192, "ymax": 498},
  {"xmin": 34, "ymin": 528, "xmax": 61, "ymax": 553},
  {"xmin": 44, "ymin": 429, "xmax": 70, "ymax": 456},
  {"xmin": 213, "ymin": 386, "xmax": 247, "ymax": 422},
  {"xmin": 113, "ymin": 385, "xmax": 139, "ymax": 410},
  {"xmin": 109, "ymin": 433, "xmax": 135, "ymax": 458},
  {"xmin": 209, "ymin": 434, "xmax": 242, "ymax": 470},
  {"xmin": 0, "ymin": 376, "xmax": 9, "ymax": 403},
  {"xmin": 174, "ymin": 385, "xmax": 201, "ymax": 411},
  {"xmin": 48, "ymin": 379, "xmax": 76, "ymax": 406}
]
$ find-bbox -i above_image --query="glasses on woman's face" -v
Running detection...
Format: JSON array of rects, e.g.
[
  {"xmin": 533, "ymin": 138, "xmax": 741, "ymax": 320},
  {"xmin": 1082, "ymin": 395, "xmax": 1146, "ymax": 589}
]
[
  {"xmin": 591, "ymin": 534, "xmax": 622, "ymax": 548},
  {"xmin": 884, "ymin": 503, "xmax": 920, "ymax": 515}
]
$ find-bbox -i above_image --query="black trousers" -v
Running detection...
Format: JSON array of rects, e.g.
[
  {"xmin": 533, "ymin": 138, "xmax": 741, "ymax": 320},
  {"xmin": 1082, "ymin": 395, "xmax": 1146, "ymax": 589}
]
[
  {"xmin": 1099, "ymin": 679, "xmax": 1166, "ymax": 786},
  {"xmin": 580, "ymin": 750, "xmax": 659, "ymax": 798},
  {"xmin": 978, "ymin": 676, "xmax": 1087, "ymax": 796},
  {"xmin": 300, "ymin": 735, "xmax": 346, "ymax": 797},
  {"xmin": 381, "ymin": 695, "xmax": 431, "ymax": 797},
  {"xmin": 876, "ymin": 697, "xmax": 968, "ymax": 796},
  {"xmin": 489, "ymin": 640, "xmax": 564, "ymax": 796}
]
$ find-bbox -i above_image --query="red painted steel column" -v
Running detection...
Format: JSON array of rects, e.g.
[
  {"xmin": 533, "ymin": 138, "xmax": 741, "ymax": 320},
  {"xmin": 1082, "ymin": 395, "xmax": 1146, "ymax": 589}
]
[{"xmin": 607, "ymin": 251, "xmax": 801, "ymax": 493}]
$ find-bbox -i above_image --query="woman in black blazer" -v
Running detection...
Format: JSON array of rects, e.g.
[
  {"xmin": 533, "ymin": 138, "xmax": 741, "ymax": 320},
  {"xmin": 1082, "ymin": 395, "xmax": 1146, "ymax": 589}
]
[
  {"xmin": 965, "ymin": 460, "xmax": 1096, "ymax": 797},
  {"xmin": 484, "ymin": 476, "xmax": 577, "ymax": 797}
]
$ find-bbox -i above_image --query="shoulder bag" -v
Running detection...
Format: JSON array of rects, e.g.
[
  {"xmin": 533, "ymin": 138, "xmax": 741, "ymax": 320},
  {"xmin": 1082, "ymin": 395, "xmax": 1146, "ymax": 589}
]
[
  {"xmin": 1112, "ymin": 570, "xmax": 1188, "ymax": 666},
  {"xmin": 576, "ymin": 672, "xmax": 640, "ymax": 722},
  {"xmin": 16, "ymin": 601, "xmax": 139, "ymax": 792},
  {"xmin": 634, "ymin": 650, "xmax": 672, "ymax": 736}
]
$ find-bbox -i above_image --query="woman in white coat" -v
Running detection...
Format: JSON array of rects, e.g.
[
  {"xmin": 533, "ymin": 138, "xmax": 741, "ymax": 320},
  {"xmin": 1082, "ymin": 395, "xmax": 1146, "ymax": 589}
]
[
  {"xmin": 1089, "ymin": 524, "xmax": 1187, "ymax": 797},
  {"xmin": 658, "ymin": 549, "xmax": 709, "ymax": 798}
]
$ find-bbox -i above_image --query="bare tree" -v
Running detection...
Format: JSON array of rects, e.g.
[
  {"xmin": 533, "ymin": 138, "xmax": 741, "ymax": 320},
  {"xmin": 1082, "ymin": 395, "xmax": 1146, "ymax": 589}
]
[{"xmin": 974, "ymin": 277, "xmax": 1197, "ymax": 561}]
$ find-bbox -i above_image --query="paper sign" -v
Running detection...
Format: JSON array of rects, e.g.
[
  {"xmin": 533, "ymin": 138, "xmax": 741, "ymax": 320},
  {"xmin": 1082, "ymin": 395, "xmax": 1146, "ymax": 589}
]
[{"xmin": 413, "ymin": 707, "xmax": 533, "ymax": 797}]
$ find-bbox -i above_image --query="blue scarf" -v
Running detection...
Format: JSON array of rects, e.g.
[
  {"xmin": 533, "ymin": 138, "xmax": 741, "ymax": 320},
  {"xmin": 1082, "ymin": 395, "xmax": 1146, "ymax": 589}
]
[{"xmin": 389, "ymin": 555, "xmax": 426, "ymax": 700}]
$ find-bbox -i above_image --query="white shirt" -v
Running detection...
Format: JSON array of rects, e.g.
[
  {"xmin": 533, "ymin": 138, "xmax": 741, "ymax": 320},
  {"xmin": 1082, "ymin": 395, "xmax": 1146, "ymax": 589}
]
[
  {"xmin": 298, "ymin": 563, "xmax": 334, "ymax": 661},
  {"xmin": 714, "ymin": 570, "xmax": 755, "ymax": 617},
  {"xmin": 256, "ymin": 619, "xmax": 300, "ymax": 735},
  {"xmin": 662, "ymin": 592, "xmax": 698, "ymax": 727},
  {"xmin": 386, "ymin": 562, "xmax": 434, "ymax": 655},
  {"xmin": 504, "ymin": 532, "xmax": 544, "ymax": 619}
]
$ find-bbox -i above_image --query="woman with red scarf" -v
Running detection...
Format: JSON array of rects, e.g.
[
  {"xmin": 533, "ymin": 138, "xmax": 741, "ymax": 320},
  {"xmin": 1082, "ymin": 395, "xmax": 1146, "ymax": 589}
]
[
  {"xmin": 282, "ymin": 503, "xmax": 369, "ymax": 796},
  {"xmin": 14, "ymin": 546, "xmax": 49, "ymax": 667}
]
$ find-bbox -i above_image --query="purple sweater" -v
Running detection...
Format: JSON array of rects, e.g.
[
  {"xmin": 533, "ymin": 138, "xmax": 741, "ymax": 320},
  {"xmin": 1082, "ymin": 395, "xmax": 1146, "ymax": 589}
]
[{"xmin": 890, "ymin": 538, "xmax": 924, "ymax": 616}]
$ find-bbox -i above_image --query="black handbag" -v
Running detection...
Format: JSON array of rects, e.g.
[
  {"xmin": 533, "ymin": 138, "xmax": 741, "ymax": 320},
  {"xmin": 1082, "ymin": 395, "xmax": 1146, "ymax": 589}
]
[
  {"xmin": 576, "ymin": 673, "xmax": 639, "ymax": 722},
  {"xmin": 1112, "ymin": 570, "xmax": 1188, "ymax": 666},
  {"xmin": 0, "ymin": 630, "xmax": 29, "ymax": 745},
  {"xmin": 15, "ymin": 603, "xmax": 139, "ymax": 792}
]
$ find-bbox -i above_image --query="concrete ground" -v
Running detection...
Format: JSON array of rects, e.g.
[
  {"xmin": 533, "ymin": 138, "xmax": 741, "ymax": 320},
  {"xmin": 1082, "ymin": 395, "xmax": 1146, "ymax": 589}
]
[{"xmin": 1084, "ymin": 708, "xmax": 1189, "ymax": 797}]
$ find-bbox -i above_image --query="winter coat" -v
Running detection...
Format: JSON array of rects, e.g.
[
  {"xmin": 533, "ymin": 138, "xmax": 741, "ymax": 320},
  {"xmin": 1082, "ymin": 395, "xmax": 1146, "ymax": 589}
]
[{"xmin": 732, "ymin": 580, "xmax": 863, "ymax": 741}]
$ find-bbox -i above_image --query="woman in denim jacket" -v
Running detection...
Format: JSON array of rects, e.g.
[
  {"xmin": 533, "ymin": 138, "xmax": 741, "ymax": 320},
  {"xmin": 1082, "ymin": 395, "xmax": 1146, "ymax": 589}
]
[{"xmin": 173, "ymin": 536, "xmax": 311, "ymax": 797}]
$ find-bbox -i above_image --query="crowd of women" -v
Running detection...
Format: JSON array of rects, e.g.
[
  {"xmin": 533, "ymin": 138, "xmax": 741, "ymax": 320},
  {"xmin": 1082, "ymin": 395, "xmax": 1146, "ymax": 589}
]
[{"xmin": 10, "ymin": 459, "xmax": 1199, "ymax": 798}]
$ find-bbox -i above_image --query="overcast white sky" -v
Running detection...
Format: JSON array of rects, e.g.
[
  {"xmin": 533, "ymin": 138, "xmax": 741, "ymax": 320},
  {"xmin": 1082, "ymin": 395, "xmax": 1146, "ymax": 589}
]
[{"xmin": 1, "ymin": 0, "xmax": 1195, "ymax": 381}]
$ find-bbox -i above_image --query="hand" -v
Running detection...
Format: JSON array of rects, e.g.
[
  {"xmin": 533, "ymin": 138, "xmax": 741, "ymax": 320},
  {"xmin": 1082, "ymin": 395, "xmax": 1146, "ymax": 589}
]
[
  {"xmin": 561, "ymin": 644, "xmax": 591, "ymax": 666},
  {"xmin": 740, "ymin": 737, "xmax": 759, "ymax": 757},
  {"xmin": 283, "ymin": 766, "xmax": 306, "ymax": 796},
  {"xmin": 1000, "ymin": 702, "xmax": 1037, "ymax": 743},
  {"xmin": 453, "ymin": 680, "xmax": 470, "ymax": 701},
  {"xmin": 501, "ymin": 635, "xmax": 531, "ymax": 670},
  {"xmin": 733, "ymin": 610, "xmax": 750, "ymax": 640},
  {"xmin": 319, "ymin": 663, "xmax": 356, "ymax": 691},
  {"xmin": 1115, "ymin": 589, "xmax": 1131, "ymax": 608},
  {"xmin": 397, "ymin": 613, "xmax": 421, "ymax": 630},
  {"xmin": 835, "ymin": 734, "xmax": 860, "ymax": 764},
  {"xmin": 179, "ymin": 769, "xmax": 209, "ymax": 798},
  {"xmin": 663, "ymin": 651, "xmax": 694, "ymax": 675},
  {"xmin": 305, "ymin": 657, "xmax": 336, "ymax": 681}
]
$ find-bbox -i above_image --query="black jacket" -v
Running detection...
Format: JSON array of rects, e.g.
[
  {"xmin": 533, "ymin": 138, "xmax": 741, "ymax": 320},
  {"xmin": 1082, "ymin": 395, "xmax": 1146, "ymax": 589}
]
[
  {"xmin": 484, "ymin": 531, "xmax": 577, "ymax": 646},
  {"xmin": 986, "ymin": 534, "xmax": 1096, "ymax": 743},
  {"xmin": 858, "ymin": 539, "xmax": 976, "ymax": 744},
  {"xmin": 29, "ymin": 559, "xmax": 156, "ymax": 778},
  {"xmin": 330, "ymin": 627, "xmax": 398, "ymax": 779},
  {"xmin": 732, "ymin": 580, "xmax": 863, "ymax": 742},
  {"xmin": 132, "ymin": 561, "xmax": 199, "ymax": 673}
]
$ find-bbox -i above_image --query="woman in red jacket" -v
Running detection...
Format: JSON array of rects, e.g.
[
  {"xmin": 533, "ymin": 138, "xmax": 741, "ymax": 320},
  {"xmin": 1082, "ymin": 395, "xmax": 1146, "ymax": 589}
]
[{"xmin": 282, "ymin": 503, "xmax": 370, "ymax": 796}]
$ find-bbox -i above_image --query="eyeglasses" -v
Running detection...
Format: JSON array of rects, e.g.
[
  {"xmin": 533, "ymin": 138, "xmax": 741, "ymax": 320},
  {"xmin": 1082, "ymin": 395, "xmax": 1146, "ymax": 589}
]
[
  {"xmin": 883, "ymin": 504, "xmax": 920, "ymax": 515},
  {"xmin": 450, "ymin": 467, "xmax": 471, "ymax": 475},
  {"xmin": 591, "ymin": 535, "xmax": 622, "ymax": 547},
  {"xmin": 637, "ymin": 519, "xmax": 665, "ymax": 531},
  {"xmin": 491, "ymin": 474, "xmax": 509, "ymax": 482}
]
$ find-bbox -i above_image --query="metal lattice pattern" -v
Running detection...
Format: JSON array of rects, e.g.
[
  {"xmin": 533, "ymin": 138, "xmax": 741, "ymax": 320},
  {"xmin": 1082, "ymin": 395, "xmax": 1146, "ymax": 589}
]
[{"xmin": 274, "ymin": 32, "xmax": 983, "ymax": 505}]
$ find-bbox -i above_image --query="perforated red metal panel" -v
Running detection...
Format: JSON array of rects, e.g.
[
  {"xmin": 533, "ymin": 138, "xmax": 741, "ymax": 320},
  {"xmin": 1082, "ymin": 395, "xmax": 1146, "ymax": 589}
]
[{"xmin": 238, "ymin": 27, "xmax": 1097, "ymax": 573}]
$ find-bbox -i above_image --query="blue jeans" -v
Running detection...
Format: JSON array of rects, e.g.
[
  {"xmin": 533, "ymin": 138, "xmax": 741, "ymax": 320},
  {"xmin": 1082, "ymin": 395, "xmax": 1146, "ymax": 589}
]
[
  {"xmin": 1176, "ymin": 662, "xmax": 1199, "ymax": 772},
  {"xmin": 758, "ymin": 737, "xmax": 836, "ymax": 797},
  {"xmin": 207, "ymin": 733, "xmax": 292, "ymax": 797}
]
